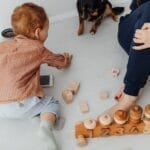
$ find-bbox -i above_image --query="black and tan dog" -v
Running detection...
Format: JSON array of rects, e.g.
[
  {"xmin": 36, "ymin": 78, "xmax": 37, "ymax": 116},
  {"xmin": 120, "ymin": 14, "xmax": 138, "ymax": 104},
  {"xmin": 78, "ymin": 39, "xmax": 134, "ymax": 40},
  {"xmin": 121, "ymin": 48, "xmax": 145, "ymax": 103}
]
[{"xmin": 77, "ymin": 0, "xmax": 125, "ymax": 35}]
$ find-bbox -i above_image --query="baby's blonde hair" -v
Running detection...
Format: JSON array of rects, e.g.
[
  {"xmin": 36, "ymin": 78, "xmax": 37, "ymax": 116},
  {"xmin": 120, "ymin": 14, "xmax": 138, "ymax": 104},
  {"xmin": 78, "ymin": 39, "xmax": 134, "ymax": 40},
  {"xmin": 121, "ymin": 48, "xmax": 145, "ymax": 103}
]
[{"xmin": 11, "ymin": 3, "xmax": 48, "ymax": 39}]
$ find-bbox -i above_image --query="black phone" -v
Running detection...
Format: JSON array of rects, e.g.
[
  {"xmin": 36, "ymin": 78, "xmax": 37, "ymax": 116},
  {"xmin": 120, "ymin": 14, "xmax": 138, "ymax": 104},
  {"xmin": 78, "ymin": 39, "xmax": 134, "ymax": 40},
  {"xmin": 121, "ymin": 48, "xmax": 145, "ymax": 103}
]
[{"xmin": 40, "ymin": 75, "xmax": 54, "ymax": 87}]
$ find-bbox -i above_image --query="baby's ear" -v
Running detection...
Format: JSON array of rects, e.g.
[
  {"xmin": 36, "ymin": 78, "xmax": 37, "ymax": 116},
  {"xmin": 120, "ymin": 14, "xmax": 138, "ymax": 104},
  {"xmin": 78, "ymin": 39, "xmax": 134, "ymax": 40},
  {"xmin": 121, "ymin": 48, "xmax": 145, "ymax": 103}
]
[{"xmin": 35, "ymin": 28, "xmax": 41, "ymax": 39}]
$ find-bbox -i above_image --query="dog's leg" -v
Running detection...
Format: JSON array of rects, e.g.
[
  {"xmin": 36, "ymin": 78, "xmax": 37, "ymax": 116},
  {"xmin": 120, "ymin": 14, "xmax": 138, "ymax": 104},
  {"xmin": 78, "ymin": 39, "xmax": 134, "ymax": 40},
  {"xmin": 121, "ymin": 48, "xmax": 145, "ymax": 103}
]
[
  {"xmin": 110, "ymin": 12, "xmax": 117, "ymax": 21},
  {"xmin": 78, "ymin": 17, "xmax": 84, "ymax": 35},
  {"xmin": 89, "ymin": 18, "xmax": 102, "ymax": 35},
  {"xmin": 105, "ymin": 4, "xmax": 117, "ymax": 21}
]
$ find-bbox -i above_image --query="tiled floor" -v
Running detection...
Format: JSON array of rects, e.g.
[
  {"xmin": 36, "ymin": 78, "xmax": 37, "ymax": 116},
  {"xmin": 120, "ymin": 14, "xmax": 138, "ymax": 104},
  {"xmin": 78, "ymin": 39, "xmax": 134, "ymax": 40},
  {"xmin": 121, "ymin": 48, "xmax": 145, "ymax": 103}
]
[{"xmin": 0, "ymin": 2, "xmax": 150, "ymax": 150}]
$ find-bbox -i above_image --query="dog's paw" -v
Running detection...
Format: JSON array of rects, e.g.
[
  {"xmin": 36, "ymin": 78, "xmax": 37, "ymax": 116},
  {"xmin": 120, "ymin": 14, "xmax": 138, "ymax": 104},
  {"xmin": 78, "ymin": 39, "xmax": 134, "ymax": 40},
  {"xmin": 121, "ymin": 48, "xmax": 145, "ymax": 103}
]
[
  {"xmin": 78, "ymin": 28, "xmax": 84, "ymax": 36},
  {"xmin": 78, "ymin": 31, "xmax": 83, "ymax": 36},
  {"xmin": 90, "ymin": 29, "xmax": 96, "ymax": 35},
  {"xmin": 112, "ymin": 15, "xmax": 118, "ymax": 22}
]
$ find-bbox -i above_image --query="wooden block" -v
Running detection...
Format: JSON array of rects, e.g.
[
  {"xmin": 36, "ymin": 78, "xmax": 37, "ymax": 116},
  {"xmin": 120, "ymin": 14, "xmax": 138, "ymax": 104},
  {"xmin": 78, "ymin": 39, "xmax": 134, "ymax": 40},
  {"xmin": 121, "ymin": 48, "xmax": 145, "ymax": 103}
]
[
  {"xmin": 144, "ymin": 104, "xmax": 150, "ymax": 119},
  {"xmin": 114, "ymin": 110, "xmax": 128, "ymax": 125},
  {"xmin": 129, "ymin": 105, "xmax": 143, "ymax": 124},
  {"xmin": 83, "ymin": 119, "xmax": 96, "ymax": 130},
  {"xmin": 100, "ymin": 91, "xmax": 109, "ymax": 100},
  {"xmin": 98, "ymin": 114, "xmax": 113, "ymax": 126},
  {"xmin": 80, "ymin": 101, "xmax": 89, "ymax": 113},
  {"xmin": 77, "ymin": 135, "xmax": 88, "ymax": 147},
  {"xmin": 143, "ymin": 125, "xmax": 150, "ymax": 134},
  {"xmin": 75, "ymin": 104, "xmax": 150, "ymax": 144},
  {"xmin": 76, "ymin": 121, "xmax": 84, "ymax": 126},
  {"xmin": 75, "ymin": 122, "xmax": 93, "ymax": 138},
  {"xmin": 143, "ymin": 117, "xmax": 150, "ymax": 126},
  {"xmin": 67, "ymin": 81, "xmax": 80, "ymax": 94},
  {"xmin": 75, "ymin": 120, "xmax": 145, "ymax": 139},
  {"xmin": 62, "ymin": 89, "xmax": 73, "ymax": 104},
  {"xmin": 112, "ymin": 68, "xmax": 120, "ymax": 77}
]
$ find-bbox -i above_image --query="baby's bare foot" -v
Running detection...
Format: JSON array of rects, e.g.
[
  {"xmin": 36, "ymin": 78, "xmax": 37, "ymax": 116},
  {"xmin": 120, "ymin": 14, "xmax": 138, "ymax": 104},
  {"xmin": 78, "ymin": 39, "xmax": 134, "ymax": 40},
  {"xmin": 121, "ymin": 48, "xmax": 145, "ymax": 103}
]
[{"xmin": 101, "ymin": 93, "xmax": 138, "ymax": 119}]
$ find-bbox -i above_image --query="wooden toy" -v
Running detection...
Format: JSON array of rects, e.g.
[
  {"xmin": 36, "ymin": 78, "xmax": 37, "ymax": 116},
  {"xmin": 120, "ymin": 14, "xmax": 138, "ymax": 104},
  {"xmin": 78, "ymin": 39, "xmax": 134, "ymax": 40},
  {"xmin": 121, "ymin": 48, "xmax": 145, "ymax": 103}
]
[
  {"xmin": 114, "ymin": 110, "xmax": 128, "ymax": 125},
  {"xmin": 144, "ymin": 104, "xmax": 150, "ymax": 118},
  {"xmin": 98, "ymin": 114, "xmax": 113, "ymax": 126},
  {"xmin": 77, "ymin": 135, "xmax": 88, "ymax": 146},
  {"xmin": 143, "ymin": 117, "xmax": 150, "ymax": 126},
  {"xmin": 62, "ymin": 89, "xmax": 73, "ymax": 104},
  {"xmin": 143, "ymin": 125, "xmax": 150, "ymax": 134},
  {"xmin": 143, "ymin": 105, "xmax": 150, "ymax": 133},
  {"xmin": 100, "ymin": 91, "xmax": 109, "ymax": 100},
  {"xmin": 83, "ymin": 119, "xmax": 96, "ymax": 130},
  {"xmin": 62, "ymin": 81, "xmax": 80, "ymax": 104},
  {"xmin": 80, "ymin": 101, "xmax": 89, "ymax": 113},
  {"xmin": 129, "ymin": 105, "xmax": 143, "ymax": 124},
  {"xmin": 112, "ymin": 68, "xmax": 120, "ymax": 77},
  {"xmin": 75, "ymin": 104, "xmax": 150, "ymax": 147},
  {"xmin": 67, "ymin": 81, "xmax": 80, "ymax": 94}
]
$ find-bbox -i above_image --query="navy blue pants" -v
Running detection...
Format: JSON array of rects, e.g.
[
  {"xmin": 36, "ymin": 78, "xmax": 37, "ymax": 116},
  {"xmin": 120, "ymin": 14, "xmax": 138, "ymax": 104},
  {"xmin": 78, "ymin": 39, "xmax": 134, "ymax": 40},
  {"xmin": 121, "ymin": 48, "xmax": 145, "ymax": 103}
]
[{"xmin": 118, "ymin": 0, "xmax": 150, "ymax": 96}]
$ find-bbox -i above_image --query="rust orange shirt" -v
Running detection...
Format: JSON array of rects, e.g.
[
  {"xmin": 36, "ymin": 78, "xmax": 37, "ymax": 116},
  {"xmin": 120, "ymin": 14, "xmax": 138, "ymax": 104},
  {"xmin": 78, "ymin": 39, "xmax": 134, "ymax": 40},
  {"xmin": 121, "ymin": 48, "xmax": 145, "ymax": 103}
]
[{"xmin": 0, "ymin": 35, "xmax": 69, "ymax": 103}]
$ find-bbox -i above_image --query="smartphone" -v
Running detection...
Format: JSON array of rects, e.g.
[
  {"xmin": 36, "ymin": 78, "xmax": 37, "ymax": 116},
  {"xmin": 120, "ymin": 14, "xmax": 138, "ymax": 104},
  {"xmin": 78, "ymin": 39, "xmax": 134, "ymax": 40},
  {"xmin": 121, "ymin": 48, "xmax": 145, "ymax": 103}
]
[{"xmin": 40, "ymin": 75, "xmax": 54, "ymax": 87}]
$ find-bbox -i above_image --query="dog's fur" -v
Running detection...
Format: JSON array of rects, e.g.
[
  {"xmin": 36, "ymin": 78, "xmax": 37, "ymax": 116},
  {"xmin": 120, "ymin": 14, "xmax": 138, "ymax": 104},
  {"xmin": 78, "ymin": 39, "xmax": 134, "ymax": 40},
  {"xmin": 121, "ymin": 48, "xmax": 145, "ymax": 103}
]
[{"xmin": 77, "ymin": 0, "xmax": 124, "ymax": 35}]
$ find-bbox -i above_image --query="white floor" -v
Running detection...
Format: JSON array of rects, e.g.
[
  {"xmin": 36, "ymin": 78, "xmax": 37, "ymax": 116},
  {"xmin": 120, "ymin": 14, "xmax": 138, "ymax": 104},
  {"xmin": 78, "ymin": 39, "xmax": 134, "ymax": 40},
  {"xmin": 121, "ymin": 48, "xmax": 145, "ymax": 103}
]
[{"xmin": 0, "ymin": 3, "xmax": 150, "ymax": 150}]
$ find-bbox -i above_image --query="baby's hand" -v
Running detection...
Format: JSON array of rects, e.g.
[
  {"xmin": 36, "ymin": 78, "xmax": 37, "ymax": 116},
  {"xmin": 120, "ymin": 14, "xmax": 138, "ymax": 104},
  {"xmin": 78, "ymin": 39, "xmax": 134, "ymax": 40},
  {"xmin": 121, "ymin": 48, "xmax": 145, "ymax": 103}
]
[
  {"xmin": 133, "ymin": 23, "xmax": 150, "ymax": 50},
  {"xmin": 63, "ymin": 52, "xmax": 72, "ymax": 68}
]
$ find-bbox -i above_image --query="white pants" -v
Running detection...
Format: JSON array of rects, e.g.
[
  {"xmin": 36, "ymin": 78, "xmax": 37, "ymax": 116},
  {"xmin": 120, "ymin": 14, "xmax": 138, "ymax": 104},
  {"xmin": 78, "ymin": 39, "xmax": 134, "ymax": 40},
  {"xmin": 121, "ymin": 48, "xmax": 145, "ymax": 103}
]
[{"xmin": 0, "ymin": 96, "xmax": 60, "ymax": 119}]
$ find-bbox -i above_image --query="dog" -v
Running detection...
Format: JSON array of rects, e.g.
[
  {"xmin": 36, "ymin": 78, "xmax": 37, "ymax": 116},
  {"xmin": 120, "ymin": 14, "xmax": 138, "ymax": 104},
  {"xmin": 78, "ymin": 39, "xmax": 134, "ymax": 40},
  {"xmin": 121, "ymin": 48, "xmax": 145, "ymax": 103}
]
[{"xmin": 76, "ymin": 0, "xmax": 124, "ymax": 35}]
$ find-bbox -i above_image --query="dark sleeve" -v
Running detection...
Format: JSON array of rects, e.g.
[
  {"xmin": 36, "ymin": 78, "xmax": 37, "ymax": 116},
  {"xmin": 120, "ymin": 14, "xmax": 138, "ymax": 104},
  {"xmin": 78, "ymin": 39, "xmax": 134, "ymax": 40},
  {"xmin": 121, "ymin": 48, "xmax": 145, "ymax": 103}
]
[
  {"xmin": 130, "ymin": 0, "xmax": 150, "ymax": 11},
  {"xmin": 130, "ymin": 0, "xmax": 139, "ymax": 11}
]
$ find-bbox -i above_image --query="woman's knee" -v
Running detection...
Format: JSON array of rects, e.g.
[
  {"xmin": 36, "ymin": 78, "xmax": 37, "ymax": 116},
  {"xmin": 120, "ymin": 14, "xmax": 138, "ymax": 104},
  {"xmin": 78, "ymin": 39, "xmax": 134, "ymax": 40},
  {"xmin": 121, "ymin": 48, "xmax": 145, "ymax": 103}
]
[
  {"xmin": 144, "ymin": 1, "xmax": 150, "ymax": 8},
  {"xmin": 141, "ymin": 1, "xmax": 150, "ymax": 15},
  {"xmin": 117, "ymin": 28, "xmax": 130, "ymax": 54}
]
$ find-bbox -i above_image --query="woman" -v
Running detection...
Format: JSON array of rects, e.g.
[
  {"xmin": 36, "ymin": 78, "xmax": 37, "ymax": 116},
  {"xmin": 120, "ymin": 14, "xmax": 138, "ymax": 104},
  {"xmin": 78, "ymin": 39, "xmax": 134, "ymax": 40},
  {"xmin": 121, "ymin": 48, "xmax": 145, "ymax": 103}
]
[{"xmin": 102, "ymin": 0, "xmax": 150, "ymax": 117}]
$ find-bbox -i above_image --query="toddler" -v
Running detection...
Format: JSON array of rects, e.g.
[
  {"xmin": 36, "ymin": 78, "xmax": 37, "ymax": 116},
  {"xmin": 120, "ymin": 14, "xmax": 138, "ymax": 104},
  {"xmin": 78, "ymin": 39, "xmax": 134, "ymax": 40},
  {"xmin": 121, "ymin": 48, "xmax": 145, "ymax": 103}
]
[{"xmin": 0, "ymin": 3, "xmax": 71, "ymax": 150}]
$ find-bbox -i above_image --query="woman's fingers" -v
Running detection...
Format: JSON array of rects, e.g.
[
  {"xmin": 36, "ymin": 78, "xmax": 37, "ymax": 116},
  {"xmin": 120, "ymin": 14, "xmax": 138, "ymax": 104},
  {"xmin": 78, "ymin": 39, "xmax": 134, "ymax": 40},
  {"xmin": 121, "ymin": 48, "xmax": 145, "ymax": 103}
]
[
  {"xmin": 133, "ymin": 44, "xmax": 148, "ymax": 50},
  {"xmin": 134, "ymin": 29, "xmax": 143, "ymax": 39},
  {"xmin": 133, "ymin": 38, "xmax": 143, "ymax": 44},
  {"xmin": 142, "ymin": 23, "xmax": 150, "ymax": 30},
  {"xmin": 135, "ymin": 29, "xmax": 143, "ymax": 34},
  {"xmin": 134, "ymin": 33, "xmax": 141, "ymax": 39},
  {"xmin": 133, "ymin": 25, "xmax": 150, "ymax": 50}
]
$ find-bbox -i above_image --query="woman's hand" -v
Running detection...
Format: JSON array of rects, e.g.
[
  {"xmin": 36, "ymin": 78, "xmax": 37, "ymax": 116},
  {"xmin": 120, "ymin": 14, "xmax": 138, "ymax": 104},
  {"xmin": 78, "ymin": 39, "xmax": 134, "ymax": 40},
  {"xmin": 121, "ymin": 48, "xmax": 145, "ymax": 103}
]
[{"xmin": 133, "ymin": 23, "xmax": 150, "ymax": 50}]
